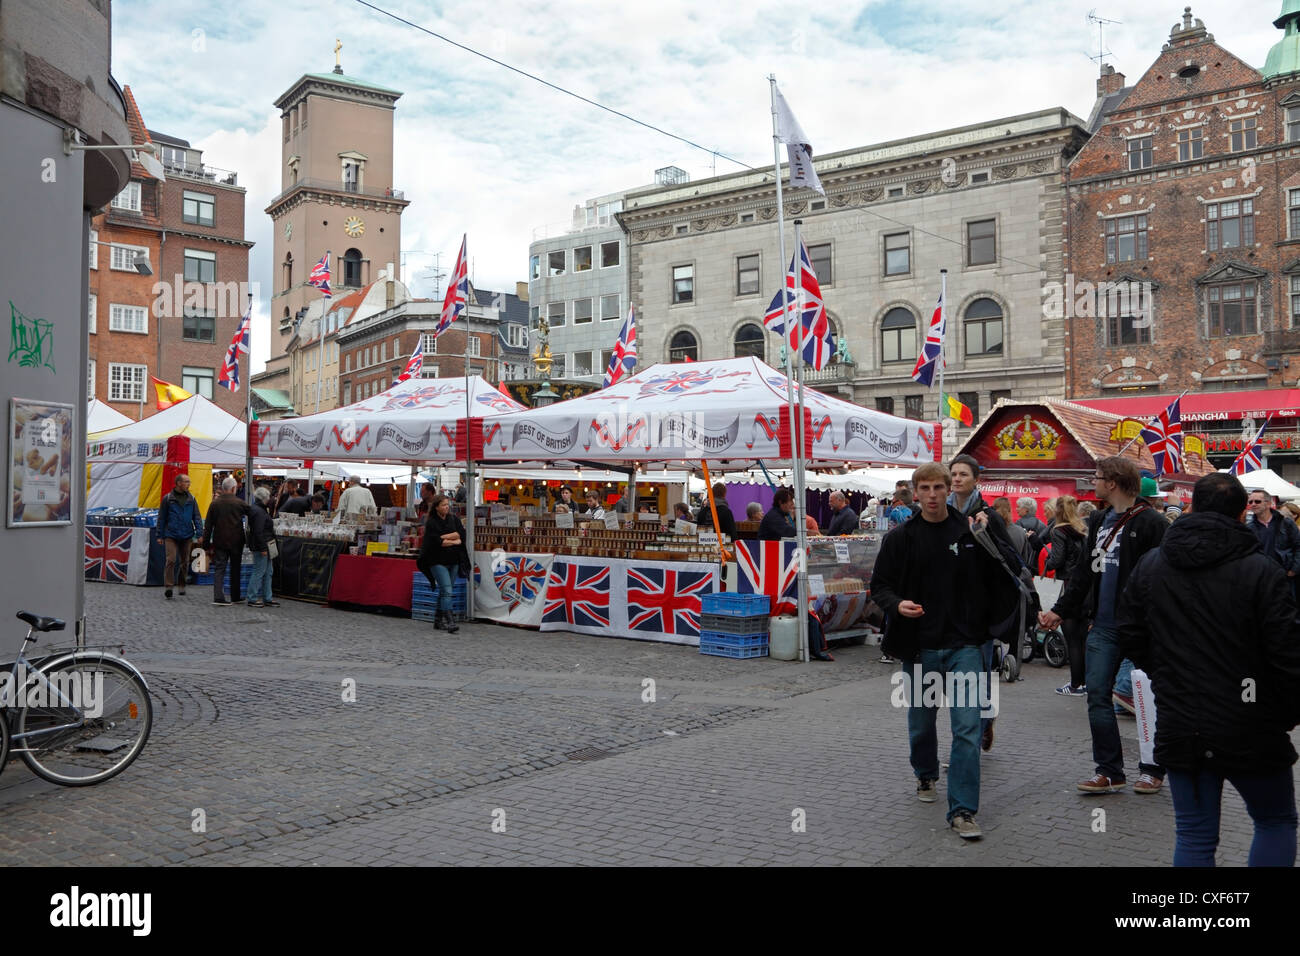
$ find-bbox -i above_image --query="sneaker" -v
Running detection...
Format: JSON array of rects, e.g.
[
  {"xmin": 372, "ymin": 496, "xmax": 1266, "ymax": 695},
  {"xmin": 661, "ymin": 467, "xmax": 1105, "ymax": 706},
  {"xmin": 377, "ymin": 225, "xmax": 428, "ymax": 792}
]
[
  {"xmin": 879, "ymin": 654, "xmax": 898, "ymax": 664},
  {"xmin": 1133, "ymin": 773, "xmax": 1164, "ymax": 795},
  {"xmin": 950, "ymin": 812, "xmax": 982, "ymax": 839},
  {"xmin": 1055, "ymin": 682, "xmax": 1086, "ymax": 697},
  {"xmin": 264, "ymin": 600, "xmax": 281, "ymax": 607},
  {"xmin": 1076, "ymin": 773, "xmax": 1126, "ymax": 793},
  {"xmin": 1112, "ymin": 691, "xmax": 1136, "ymax": 714},
  {"xmin": 212, "ymin": 598, "xmax": 232, "ymax": 606},
  {"xmin": 247, "ymin": 601, "xmax": 265, "ymax": 608},
  {"xmin": 178, "ymin": 587, "xmax": 186, "ymax": 595},
  {"xmin": 981, "ymin": 720, "xmax": 995, "ymax": 752},
  {"xmin": 164, "ymin": 588, "xmax": 173, "ymax": 600},
  {"xmin": 916, "ymin": 778, "xmax": 938, "ymax": 803}
]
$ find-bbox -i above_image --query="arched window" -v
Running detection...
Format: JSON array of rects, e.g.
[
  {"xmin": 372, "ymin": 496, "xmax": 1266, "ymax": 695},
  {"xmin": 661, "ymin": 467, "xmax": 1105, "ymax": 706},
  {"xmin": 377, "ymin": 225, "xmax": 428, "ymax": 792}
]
[
  {"xmin": 964, "ymin": 297, "xmax": 1003, "ymax": 356},
  {"xmin": 283, "ymin": 252, "xmax": 293, "ymax": 292},
  {"xmin": 733, "ymin": 323, "xmax": 764, "ymax": 359},
  {"xmin": 669, "ymin": 330, "xmax": 698, "ymax": 363},
  {"xmin": 343, "ymin": 248, "xmax": 362, "ymax": 288},
  {"xmin": 880, "ymin": 308, "xmax": 916, "ymax": 364}
]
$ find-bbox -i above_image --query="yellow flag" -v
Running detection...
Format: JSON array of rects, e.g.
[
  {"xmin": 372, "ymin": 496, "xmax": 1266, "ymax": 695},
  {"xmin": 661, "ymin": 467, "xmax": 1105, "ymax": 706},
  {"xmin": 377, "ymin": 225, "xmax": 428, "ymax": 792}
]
[
  {"xmin": 152, "ymin": 377, "xmax": 193, "ymax": 410},
  {"xmin": 1184, "ymin": 435, "xmax": 1204, "ymax": 458},
  {"xmin": 1109, "ymin": 418, "xmax": 1145, "ymax": 442}
]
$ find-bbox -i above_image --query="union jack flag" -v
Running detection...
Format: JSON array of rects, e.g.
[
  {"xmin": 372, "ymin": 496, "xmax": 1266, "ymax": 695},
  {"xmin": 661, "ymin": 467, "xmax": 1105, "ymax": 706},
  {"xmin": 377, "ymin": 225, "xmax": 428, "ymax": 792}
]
[
  {"xmin": 737, "ymin": 539, "xmax": 799, "ymax": 616},
  {"xmin": 603, "ymin": 306, "xmax": 637, "ymax": 388},
  {"xmin": 1140, "ymin": 397, "xmax": 1184, "ymax": 475},
  {"xmin": 911, "ymin": 286, "xmax": 946, "ymax": 387},
  {"xmin": 217, "ymin": 304, "xmax": 252, "ymax": 392},
  {"xmin": 626, "ymin": 566, "xmax": 713, "ymax": 637},
  {"xmin": 84, "ymin": 527, "xmax": 132, "ymax": 582},
  {"xmin": 763, "ymin": 238, "xmax": 835, "ymax": 370},
  {"xmin": 308, "ymin": 252, "xmax": 332, "ymax": 298},
  {"xmin": 434, "ymin": 234, "xmax": 469, "ymax": 339},
  {"xmin": 1231, "ymin": 417, "xmax": 1270, "ymax": 476},
  {"xmin": 543, "ymin": 562, "xmax": 611, "ymax": 628},
  {"xmin": 494, "ymin": 555, "xmax": 548, "ymax": 611},
  {"xmin": 393, "ymin": 339, "xmax": 423, "ymax": 387}
]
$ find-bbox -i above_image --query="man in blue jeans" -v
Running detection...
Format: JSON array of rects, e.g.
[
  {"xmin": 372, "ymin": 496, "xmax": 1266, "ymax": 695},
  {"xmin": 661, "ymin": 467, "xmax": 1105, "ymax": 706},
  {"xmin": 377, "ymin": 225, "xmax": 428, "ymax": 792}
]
[
  {"xmin": 1118, "ymin": 472, "xmax": 1300, "ymax": 865},
  {"xmin": 871, "ymin": 462, "xmax": 1017, "ymax": 840},
  {"xmin": 1041, "ymin": 456, "xmax": 1167, "ymax": 795}
]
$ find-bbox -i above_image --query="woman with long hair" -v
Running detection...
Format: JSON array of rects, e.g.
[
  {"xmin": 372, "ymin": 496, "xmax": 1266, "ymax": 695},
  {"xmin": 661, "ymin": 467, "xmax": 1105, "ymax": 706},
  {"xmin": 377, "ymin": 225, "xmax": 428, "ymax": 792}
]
[{"xmin": 1045, "ymin": 495, "xmax": 1089, "ymax": 697}]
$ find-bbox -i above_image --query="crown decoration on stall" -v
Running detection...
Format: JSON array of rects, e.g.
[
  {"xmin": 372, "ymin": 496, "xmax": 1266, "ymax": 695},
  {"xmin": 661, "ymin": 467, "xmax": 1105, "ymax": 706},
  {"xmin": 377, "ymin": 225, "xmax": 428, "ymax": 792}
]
[{"xmin": 995, "ymin": 414, "xmax": 1062, "ymax": 460}]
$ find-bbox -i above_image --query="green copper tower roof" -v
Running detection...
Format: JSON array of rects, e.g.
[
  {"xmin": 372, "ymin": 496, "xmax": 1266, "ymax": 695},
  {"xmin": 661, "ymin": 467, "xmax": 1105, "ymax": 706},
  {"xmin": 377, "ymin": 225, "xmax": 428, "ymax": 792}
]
[{"xmin": 1264, "ymin": 1, "xmax": 1300, "ymax": 78}]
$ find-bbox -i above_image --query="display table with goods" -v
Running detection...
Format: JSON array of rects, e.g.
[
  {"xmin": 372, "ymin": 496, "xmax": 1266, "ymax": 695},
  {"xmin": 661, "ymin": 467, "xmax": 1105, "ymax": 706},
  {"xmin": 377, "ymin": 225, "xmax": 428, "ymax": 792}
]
[{"xmin": 271, "ymin": 514, "xmax": 369, "ymax": 604}]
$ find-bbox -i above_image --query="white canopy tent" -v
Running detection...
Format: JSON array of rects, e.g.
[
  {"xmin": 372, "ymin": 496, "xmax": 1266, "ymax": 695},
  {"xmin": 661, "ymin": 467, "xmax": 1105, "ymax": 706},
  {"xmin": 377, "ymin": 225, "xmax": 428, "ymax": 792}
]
[
  {"xmin": 1225, "ymin": 468, "xmax": 1300, "ymax": 500},
  {"xmin": 86, "ymin": 399, "xmax": 132, "ymax": 434}
]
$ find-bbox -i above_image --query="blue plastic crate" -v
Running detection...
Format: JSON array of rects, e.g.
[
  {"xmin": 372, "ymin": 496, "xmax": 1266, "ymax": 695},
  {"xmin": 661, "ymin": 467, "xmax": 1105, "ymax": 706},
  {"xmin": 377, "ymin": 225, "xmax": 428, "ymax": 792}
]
[
  {"xmin": 700, "ymin": 639, "xmax": 768, "ymax": 659},
  {"xmin": 700, "ymin": 612, "xmax": 769, "ymax": 636},
  {"xmin": 701, "ymin": 593, "xmax": 770, "ymax": 617},
  {"xmin": 699, "ymin": 630, "xmax": 768, "ymax": 648}
]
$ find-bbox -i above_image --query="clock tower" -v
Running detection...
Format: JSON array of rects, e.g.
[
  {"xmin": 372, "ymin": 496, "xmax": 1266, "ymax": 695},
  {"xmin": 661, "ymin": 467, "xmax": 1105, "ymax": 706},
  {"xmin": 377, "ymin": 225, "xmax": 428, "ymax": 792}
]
[{"xmin": 266, "ymin": 59, "xmax": 408, "ymax": 357}]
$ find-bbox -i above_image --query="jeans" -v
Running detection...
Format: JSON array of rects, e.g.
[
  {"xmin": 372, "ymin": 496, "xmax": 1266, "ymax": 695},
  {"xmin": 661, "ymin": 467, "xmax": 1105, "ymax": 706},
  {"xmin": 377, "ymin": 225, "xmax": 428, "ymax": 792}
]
[
  {"xmin": 423, "ymin": 562, "xmax": 455, "ymax": 613},
  {"xmin": 1084, "ymin": 624, "xmax": 1163, "ymax": 779},
  {"xmin": 1166, "ymin": 767, "xmax": 1297, "ymax": 867},
  {"xmin": 247, "ymin": 552, "xmax": 273, "ymax": 604},
  {"xmin": 906, "ymin": 645, "xmax": 984, "ymax": 821},
  {"xmin": 212, "ymin": 548, "xmax": 241, "ymax": 602},
  {"xmin": 163, "ymin": 537, "xmax": 191, "ymax": 589}
]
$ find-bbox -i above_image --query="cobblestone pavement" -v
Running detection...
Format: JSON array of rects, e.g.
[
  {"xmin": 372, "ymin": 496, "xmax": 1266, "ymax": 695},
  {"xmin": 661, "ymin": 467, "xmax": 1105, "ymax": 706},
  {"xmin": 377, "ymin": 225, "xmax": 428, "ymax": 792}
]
[{"xmin": 0, "ymin": 582, "xmax": 1292, "ymax": 866}]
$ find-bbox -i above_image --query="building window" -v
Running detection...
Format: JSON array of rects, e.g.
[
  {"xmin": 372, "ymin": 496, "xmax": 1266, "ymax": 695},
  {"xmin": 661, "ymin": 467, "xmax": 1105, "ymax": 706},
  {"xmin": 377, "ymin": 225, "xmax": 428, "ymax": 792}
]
[
  {"xmin": 600, "ymin": 294, "xmax": 620, "ymax": 321},
  {"xmin": 573, "ymin": 246, "xmax": 592, "ymax": 272},
  {"xmin": 600, "ymin": 348, "xmax": 613, "ymax": 375},
  {"xmin": 990, "ymin": 389, "xmax": 1011, "ymax": 407},
  {"xmin": 421, "ymin": 333, "xmax": 438, "ymax": 355},
  {"xmin": 675, "ymin": 224, "xmax": 688, "ymax": 235},
  {"xmin": 1291, "ymin": 276, "xmax": 1300, "ymax": 328},
  {"xmin": 468, "ymin": 337, "xmax": 481, "ymax": 357},
  {"xmin": 109, "ymin": 303, "xmax": 148, "ymax": 334},
  {"xmin": 1206, "ymin": 199, "xmax": 1254, "ymax": 252},
  {"xmin": 734, "ymin": 323, "xmax": 764, "ymax": 359},
  {"xmin": 343, "ymin": 382, "xmax": 351, "ymax": 404},
  {"xmin": 601, "ymin": 241, "xmax": 620, "ymax": 268},
  {"xmin": 1230, "ymin": 117, "xmax": 1257, "ymax": 152},
  {"xmin": 529, "ymin": 254, "xmax": 540, "ymax": 280},
  {"xmin": 87, "ymin": 359, "xmax": 96, "ymax": 398},
  {"xmin": 740, "ymin": 212, "xmax": 755, "ymax": 223},
  {"xmin": 964, "ymin": 298, "xmax": 1004, "ymax": 356},
  {"xmin": 1106, "ymin": 214, "xmax": 1149, "ymax": 263},
  {"xmin": 342, "ymin": 161, "xmax": 360, "ymax": 192},
  {"xmin": 1290, "ymin": 190, "xmax": 1300, "ymax": 239},
  {"xmin": 552, "ymin": 354, "xmax": 566, "ymax": 378},
  {"xmin": 672, "ymin": 264, "xmax": 694, "ymax": 304},
  {"xmin": 1287, "ymin": 106, "xmax": 1300, "ymax": 143},
  {"xmin": 1207, "ymin": 282, "xmax": 1257, "ymax": 336},
  {"xmin": 967, "ymin": 219, "xmax": 996, "ymax": 266},
  {"xmin": 108, "ymin": 363, "xmax": 147, "ymax": 402},
  {"xmin": 183, "ymin": 249, "xmax": 216, "ymax": 283},
  {"xmin": 971, "ymin": 171, "xmax": 990, "ymax": 184},
  {"xmin": 1127, "ymin": 136, "xmax": 1153, "ymax": 171},
  {"xmin": 573, "ymin": 297, "xmax": 593, "ymax": 324},
  {"xmin": 1177, "ymin": 128, "xmax": 1203, "ymax": 162},
  {"xmin": 571, "ymin": 351, "xmax": 593, "ymax": 376},
  {"xmin": 548, "ymin": 250, "xmax": 565, "ymax": 276},
  {"xmin": 380, "ymin": 340, "xmax": 387, "ymax": 362},
  {"xmin": 88, "ymin": 293, "xmax": 97, "ymax": 334},
  {"xmin": 88, "ymin": 229, "xmax": 98, "ymax": 269},
  {"xmin": 669, "ymin": 330, "xmax": 698, "ymax": 362},
  {"xmin": 182, "ymin": 366, "xmax": 215, "ymax": 399},
  {"xmin": 875, "ymin": 397, "xmax": 895, "ymax": 415},
  {"xmin": 904, "ymin": 395, "xmax": 924, "ymax": 420},
  {"xmin": 736, "ymin": 254, "xmax": 760, "ymax": 295},
  {"xmin": 342, "ymin": 248, "xmax": 362, "ymax": 287},
  {"xmin": 345, "ymin": 353, "xmax": 352, "ymax": 372},
  {"xmin": 810, "ymin": 200, "xmax": 825, "ymax": 211},
  {"xmin": 182, "ymin": 308, "xmax": 215, "ymax": 342},
  {"xmin": 183, "ymin": 190, "xmax": 215, "ymax": 226},
  {"xmin": 883, "ymin": 232, "xmax": 910, "ymax": 276},
  {"xmin": 1107, "ymin": 313, "xmax": 1151, "ymax": 346},
  {"xmin": 958, "ymin": 392, "xmax": 980, "ymax": 424},
  {"xmin": 530, "ymin": 305, "xmax": 540, "ymax": 326},
  {"xmin": 547, "ymin": 301, "xmax": 565, "ymax": 327},
  {"xmin": 881, "ymin": 307, "xmax": 916, "ymax": 364},
  {"xmin": 110, "ymin": 243, "xmax": 147, "ymax": 271},
  {"xmin": 506, "ymin": 324, "xmax": 528, "ymax": 347},
  {"xmin": 807, "ymin": 242, "xmax": 832, "ymax": 284},
  {"xmin": 887, "ymin": 187, "xmax": 903, "ymax": 198},
  {"xmin": 111, "ymin": 181, "xmax": 141, "ymax": 213}
]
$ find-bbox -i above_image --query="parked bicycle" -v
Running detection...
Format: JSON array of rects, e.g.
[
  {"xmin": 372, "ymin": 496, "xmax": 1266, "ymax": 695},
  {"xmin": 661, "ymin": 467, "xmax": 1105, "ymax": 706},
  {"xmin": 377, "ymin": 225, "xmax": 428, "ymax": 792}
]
[{"xmin": 0, "ymin": 611, "xmax": 152, "ymax": 786}]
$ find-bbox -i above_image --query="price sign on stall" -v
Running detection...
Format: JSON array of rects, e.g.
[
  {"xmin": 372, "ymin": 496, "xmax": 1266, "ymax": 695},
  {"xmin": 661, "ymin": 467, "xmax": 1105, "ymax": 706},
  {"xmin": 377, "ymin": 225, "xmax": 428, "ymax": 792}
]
[
  {"xmin": 674, "ymin": 518, "xmax": 697, "ymax": 535},
  {"xmin": 556, "ymin": 512, "xmax": 575, "ymax": 529},
  {"xmin": 834, "ymin": 542, "xmax": 850, "ymax": 563},
  {"xmin": 809, "ymin": 574, "xmax": 826, "ymax": 595},
  {"xmin": 491, "ymin": 510, "xmax": 519, "ymax": 528},
  {"xmin": 698, "ymin": 531, "xmax": 720, "ymax": 547},
  {"xmin": 603, "ymin": 513, "xmax": 621, "ymax": 530}
]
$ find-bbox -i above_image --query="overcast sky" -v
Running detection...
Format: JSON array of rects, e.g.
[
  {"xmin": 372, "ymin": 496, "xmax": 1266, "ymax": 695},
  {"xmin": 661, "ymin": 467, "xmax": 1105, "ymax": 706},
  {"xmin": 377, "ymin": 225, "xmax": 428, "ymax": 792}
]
[{"xmin": 113, "ymin": 0, "xmax": 1284, "ymax": 371}]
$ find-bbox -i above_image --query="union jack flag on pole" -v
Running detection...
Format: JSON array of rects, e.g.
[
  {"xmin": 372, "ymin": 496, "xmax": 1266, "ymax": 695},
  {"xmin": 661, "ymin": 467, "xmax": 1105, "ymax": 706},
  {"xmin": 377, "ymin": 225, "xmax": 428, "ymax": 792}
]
[
  {"xmin": 308, "ymin": 252, "xmax": 332, "ymax": 298},
  {"xmin": 393, "ymin": 338, "xmax": 423, "ymax": 386},
  {"xmin": 603, "ymin": 307, "xmax": 637, "ymax": 387},
  {"xmin": 435, "ymin": 234, "xmax": 469, "ymax": 339},
  {"xmin": 217, "ymin": 304, "xmax": 251, "ymax": 392},
  {"xmin": 1139, "ymin": 396, "xmax": 1185, "ymax": 475},
  {"xmin": 1231, "ymin": 417, "xmax": 1270, "ymax": 476},
  {"xmin": 762, "ymin": 238, "xmax": 835, "ymax": 370},
  {"xmin": 911, "ymin": 275, "xmax": 946, "ymax": 387}
]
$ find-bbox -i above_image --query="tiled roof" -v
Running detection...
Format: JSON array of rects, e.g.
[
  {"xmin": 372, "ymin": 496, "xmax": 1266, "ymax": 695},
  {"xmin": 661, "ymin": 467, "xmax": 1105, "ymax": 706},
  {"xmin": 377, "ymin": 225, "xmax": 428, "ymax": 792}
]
[{"xmin": 120, "ymin": 86, "xmax": 158, "ymax": 181}]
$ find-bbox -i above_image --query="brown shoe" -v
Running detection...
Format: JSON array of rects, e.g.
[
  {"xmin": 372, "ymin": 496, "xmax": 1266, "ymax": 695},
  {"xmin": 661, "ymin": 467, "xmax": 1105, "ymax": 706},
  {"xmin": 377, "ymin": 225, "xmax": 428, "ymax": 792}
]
[
  {"xmin": 1077, "ymin": 773, "xmax": 1126, "ymax": 793},
  {"xmin": 1133, "ymin": 773, "xmax": 1163, "ymax": 795}
]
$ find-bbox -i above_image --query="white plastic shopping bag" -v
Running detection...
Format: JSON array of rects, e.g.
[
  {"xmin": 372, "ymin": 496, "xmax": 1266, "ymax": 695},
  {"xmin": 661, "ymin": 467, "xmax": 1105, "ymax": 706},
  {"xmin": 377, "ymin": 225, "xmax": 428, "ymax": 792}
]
[{"xmin": 1132, "ymin": 668, "xmax": 1158, "ymax": 766}]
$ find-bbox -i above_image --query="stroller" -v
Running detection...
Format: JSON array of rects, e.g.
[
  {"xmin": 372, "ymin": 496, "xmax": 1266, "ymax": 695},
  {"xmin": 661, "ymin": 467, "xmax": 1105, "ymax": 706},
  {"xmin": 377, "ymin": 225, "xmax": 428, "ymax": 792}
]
[{"xmin": 972, "ymin": 525, "xmax": 1041, "ymax": 682}]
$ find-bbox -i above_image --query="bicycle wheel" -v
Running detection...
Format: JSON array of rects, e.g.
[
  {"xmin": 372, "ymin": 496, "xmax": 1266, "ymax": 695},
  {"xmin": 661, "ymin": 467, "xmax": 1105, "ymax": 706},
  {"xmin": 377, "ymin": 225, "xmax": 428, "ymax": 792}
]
[
  {"xmin": 1043, "ymin": 630, "xmax": 1068, "ymax": 668},
  {"xmin": 0, "ymin": 709, "xmax": 9, "ymax": 774},
  {"xmin": 17, "ymin": 657, "xmax": 152, "ymax": 786}
]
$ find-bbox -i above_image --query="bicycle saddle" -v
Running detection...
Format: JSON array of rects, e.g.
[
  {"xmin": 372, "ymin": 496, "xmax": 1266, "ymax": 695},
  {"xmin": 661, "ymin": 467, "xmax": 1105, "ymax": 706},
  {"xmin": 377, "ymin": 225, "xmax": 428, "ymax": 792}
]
[{"xmin": 17, "ymin": 611, "xmax": 65, "ymax": 632}]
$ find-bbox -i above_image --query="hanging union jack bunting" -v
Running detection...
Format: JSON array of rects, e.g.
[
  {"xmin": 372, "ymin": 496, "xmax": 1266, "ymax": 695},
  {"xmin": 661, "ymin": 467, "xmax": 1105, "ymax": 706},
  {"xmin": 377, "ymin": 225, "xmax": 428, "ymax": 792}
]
[
  {"xmin": 604, "ymin": 307, "xmax": 637, "ymax": 387},
  {"xmin": 308, "ymin": 251, "xmax": 332, "ymax": 298},
  {"xmin": 762, "ymin": 239, "xmax": 835, "ymax": 370},
  {"xmin": 394, "ymin": 338, "xmax": 424, "ymax": 386},
  {"xmin": 1231, "ymin": 417, "xmax": 1269, "ymax": 476},
  {"xmin": 911, "ymin": 285, "xmax": 946, "ymax": 387},
  {"xmin": 217, "ymin": 305, "xmax": 251, "ymax": 392},
  {"xmin": 1140, "ymin": 396, "xmax": 1185, "ymax": 475},
  {"xmin": 435, "ymin": 234, "xmax": 469, "ymax": 338}
]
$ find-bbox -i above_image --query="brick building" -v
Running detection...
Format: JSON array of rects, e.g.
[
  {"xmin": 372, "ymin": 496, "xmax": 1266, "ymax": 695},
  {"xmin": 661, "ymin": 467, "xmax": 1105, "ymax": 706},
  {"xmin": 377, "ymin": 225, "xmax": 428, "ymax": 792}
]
[{"xmin": 1064, "ymin": 6, "xmax": 1300, "ymax": 477}]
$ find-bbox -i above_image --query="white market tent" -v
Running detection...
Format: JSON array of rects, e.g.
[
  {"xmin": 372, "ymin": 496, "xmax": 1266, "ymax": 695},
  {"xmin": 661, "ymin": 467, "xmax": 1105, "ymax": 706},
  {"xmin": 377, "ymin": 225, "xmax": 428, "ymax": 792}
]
[
  {"xmin": 1225, "ymin": 468, "xmax": 1300, "ymax": 500},
  {"xmin": 87, "ymin": 399, "xmax": 132, "ymax": 434}
]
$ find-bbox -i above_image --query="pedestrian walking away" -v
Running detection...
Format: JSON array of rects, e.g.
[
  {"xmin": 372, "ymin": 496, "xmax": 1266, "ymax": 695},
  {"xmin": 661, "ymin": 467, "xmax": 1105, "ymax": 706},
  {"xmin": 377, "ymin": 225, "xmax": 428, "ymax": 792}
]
[
  {"xmin": 1044, "ymin": 495, "xmax": 1088, "ymax": 697},
  {"xmin": 246, "ymin": 486, "xmax": 280, "ymax": 608},
  {"xmin": 157, "ymin": 473, "xmax": 203, "ymax": 599},
  {"xmin": 202, "ymin": 475, "xmax": 249, "ymax": 605}
]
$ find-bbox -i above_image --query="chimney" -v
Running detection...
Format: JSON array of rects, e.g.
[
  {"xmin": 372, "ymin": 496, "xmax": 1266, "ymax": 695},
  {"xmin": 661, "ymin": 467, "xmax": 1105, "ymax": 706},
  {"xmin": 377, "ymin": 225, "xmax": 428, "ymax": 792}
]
[
  {"xmin": 1097, "ymin": 63, "xmax": 1126, "ymax": 97},
  {"xmin": 516, "ymin": 281, "xmax": 529, "ymax": 301}
]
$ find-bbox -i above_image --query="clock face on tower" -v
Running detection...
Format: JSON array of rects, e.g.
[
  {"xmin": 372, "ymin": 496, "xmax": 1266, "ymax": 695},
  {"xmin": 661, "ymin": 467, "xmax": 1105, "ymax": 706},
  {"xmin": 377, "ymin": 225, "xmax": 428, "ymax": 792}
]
[{"xmin": 344, "ymin": 216, "xmax": 365, "ymax": 238}]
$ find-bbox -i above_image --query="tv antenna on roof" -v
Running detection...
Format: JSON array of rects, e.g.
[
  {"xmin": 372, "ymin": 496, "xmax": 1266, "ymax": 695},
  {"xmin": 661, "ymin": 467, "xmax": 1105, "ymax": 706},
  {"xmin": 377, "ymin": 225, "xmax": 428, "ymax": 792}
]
[{"xmin": 1088, "ymin": 10, "xmax": 1121, "ymax": 68}]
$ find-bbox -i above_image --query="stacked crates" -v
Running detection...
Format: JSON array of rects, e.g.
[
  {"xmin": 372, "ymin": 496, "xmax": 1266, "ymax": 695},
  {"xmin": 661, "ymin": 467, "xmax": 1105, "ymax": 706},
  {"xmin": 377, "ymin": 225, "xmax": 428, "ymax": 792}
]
[
  {"xmin": 698, "ymin": 593, "xmax": 770, "ymax": 658},
  {"xmin": 410, "ymin": 571, "xmax": 467, "ymax": 624}
]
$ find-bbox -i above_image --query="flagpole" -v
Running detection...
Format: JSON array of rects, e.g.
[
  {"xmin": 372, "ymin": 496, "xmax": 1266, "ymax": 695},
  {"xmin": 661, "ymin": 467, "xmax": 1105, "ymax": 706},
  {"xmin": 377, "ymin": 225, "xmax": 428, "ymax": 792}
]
[
  {"xmin": 770, "ymin": 74, "xmax": 809, "ymax": 664},
  {"xmin": 792, "ymin": 219, "xmax": 811, "ymax": 665},
  {"xmin": 1116, "ymin": 387, "xmax": 1191, "ymax": 457},
  {"xmin": 245, "ymin": 292, "xmax": 254, "ymax": 501},
  {"xmin": 935, "ymin": 270, "xmax": 947, "ymax": 453},
  {"xmin": 463, "ymin": 262, "xmax": 476, "ymax": 622}
]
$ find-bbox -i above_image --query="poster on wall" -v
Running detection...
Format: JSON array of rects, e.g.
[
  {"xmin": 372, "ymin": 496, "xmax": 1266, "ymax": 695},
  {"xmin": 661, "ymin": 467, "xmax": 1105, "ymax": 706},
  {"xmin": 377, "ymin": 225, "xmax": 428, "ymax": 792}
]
[{"xmin": 8, "ymin": 398, "xmax": 73, "ymax": 527}]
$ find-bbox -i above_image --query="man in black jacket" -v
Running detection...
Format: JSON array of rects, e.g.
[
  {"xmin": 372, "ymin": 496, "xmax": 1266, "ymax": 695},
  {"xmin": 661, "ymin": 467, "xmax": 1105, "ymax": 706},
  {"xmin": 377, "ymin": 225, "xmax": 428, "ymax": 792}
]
[
  {"xmin": 825, "ymin": 491, "xmax": 859, "ymax": 536},
  {"xmin": 871, "ymin": 462, "xmax": 1017, "ymax": 840},
  {"xmin": 1246, "ymin": 489, "xmax": 1300, "ymax": 600},
  {"xmin": 202, "ymin": 476, "xmax": 249, "ymax": 606},
  {"xmin": 1040, "ymin": 455, "xmax": 1167, "ymax": 795},
  {"xmin": 1118, "ymin": 473, "xmax": 1300, "ymax": 866}
]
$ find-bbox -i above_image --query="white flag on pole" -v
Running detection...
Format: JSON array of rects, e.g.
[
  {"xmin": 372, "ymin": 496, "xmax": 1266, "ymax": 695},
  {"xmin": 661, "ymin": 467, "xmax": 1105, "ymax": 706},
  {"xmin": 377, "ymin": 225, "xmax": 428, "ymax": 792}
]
[{"xmin": 773, "ymin": 85, "xmax": 825, "ymax": 196}]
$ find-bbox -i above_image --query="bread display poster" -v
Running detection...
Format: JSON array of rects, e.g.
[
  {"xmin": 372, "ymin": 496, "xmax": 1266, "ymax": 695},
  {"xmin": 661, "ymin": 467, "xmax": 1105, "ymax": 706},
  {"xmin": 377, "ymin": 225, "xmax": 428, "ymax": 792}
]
[{"xmin": 9, "ymin": 399, "xmax": 73, "ymax": 527}]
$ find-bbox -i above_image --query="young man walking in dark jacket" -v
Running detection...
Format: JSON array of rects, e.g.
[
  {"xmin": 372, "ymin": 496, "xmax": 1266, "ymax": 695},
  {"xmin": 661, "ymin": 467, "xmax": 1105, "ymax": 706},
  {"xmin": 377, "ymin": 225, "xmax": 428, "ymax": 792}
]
[
  {"xmin": 157, "ymin": 473, "xmax": 203, "ymax": 599},
  {"xmin": 202, "ymin": 476, "xmax": 249, "ymax": 605},
  {"xmin": 1040, "ymin": 456, "xmax": 1167, "ymax": 794},
  {"xmin": 1118, "ymin": 473, "xmax": 1300, "ymax": 865}
]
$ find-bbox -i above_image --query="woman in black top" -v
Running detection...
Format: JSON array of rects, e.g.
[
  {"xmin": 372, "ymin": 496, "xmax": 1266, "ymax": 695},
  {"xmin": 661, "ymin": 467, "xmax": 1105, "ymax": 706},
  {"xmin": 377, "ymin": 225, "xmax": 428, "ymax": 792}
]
[
  {"xmin": 417, "ymin": 494, "xmax": 468, "ymax": 633},
  {"xmin": 1045, "ymin": 495, "xmax": 1088, "ymax": 696}
]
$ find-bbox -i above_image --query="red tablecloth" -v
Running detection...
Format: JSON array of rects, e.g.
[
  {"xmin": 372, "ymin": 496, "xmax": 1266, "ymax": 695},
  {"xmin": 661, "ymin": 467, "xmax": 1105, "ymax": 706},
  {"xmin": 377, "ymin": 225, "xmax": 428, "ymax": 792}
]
[{"xmin": 328, "ymin": 554, "xmax": 417, "ymax": 610}]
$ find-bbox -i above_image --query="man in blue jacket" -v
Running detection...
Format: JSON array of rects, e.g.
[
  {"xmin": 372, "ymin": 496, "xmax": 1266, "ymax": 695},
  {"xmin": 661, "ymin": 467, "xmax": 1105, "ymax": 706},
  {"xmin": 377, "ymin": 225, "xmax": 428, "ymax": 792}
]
[{"xmin": 157, "ymin": 473, "xmax": 203, "ymax": 599}]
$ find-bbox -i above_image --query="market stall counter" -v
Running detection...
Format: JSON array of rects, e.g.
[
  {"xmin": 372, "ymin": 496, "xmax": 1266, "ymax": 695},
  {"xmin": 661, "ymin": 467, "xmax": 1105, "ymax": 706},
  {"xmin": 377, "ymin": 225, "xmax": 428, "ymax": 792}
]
[{"xmin": 328, "ymin": 553, "xmax": 419, "ymax": 614}]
